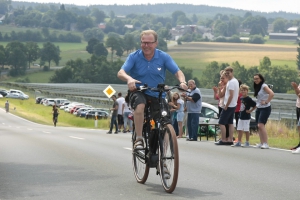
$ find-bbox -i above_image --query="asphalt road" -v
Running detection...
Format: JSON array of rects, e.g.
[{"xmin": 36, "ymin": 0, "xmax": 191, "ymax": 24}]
[{"xmin": 0, "ymin": 109, "xmax": 299, "ymax": 200}]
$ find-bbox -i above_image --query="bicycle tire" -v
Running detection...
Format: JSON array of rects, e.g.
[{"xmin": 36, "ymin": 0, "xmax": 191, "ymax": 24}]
[
  {"xmin": 158, "ymin": 124, "xmax": 179, "ymax": 193},
  {"xmin": 132, "ymin": 130, "xmax": 149, "ymax": 183}
]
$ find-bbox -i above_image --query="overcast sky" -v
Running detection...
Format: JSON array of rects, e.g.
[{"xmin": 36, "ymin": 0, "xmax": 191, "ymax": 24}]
[
  {"xmin": 16, "ymin": 0, "xmax": 300, "ymax": 14},
  {"xmin": 19, "ymin": 0, "xmax": 300, "ymax": 14}
]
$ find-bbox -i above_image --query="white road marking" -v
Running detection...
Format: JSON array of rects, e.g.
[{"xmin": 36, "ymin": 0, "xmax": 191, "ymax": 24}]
[
  {"xmin": 69, "ymin": 136, "xmax": 85, "ymax": 140},
  {"xmin": 43, "ymin": 131, "xmax": 51, "ymax": 134},
  {"xmin": 124, "ymin": 147, "xmax": 132, "ymax": 151},
  {"xmin": 27, "ymin": 128, "xmax": 33, "ymax": 130}
]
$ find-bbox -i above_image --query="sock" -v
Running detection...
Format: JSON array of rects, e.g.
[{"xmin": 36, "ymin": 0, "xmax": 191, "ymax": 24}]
[{"xmin": 136, "ymin": 136, "xmax": 143, "ymax": 141}]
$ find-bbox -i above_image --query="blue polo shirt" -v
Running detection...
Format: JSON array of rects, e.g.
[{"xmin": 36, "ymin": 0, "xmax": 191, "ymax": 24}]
[{"xmin": 121, "ymin": 49, "xmax": 180, "ymax": 98}]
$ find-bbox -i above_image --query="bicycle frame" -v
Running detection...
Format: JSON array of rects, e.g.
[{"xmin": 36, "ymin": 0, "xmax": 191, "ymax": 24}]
[{"xmin": 133, "ymin": 83, "xmax": 181, "ymax": 167}]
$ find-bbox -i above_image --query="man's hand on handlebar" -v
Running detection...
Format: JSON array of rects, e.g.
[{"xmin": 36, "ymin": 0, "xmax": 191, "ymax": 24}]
[
  {"xmin": 179, "ymin": 82, "xmax": 188, "ymax": 91},
  {"xmin": 127, "ymin": 78, "xmax": 141, "ymax": 91}
]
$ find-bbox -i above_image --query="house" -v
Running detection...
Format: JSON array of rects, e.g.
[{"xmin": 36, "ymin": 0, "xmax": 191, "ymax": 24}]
[
  {"xmin": 170, "ymin": 25, "xmax": 212, "ymax": 41},
  {"xmin": 269, "ymin": 33, "xmax": 298, "ymax": 40},
  {"xmin": 124, "ymin": 25, "xmax": 133, "ymax": 29},
  {"xmin": 98, "ymin": 23, "xmax": 106, "ymax": 29},
  {"xmin": 287, "ymin": 27, "xmax": 299, "ymax": 33}
]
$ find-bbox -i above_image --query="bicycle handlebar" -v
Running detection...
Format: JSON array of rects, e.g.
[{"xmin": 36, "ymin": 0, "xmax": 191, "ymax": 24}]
[{"xmin": 137, "ymin": 83, "xmax": 188, "ymax": 93}]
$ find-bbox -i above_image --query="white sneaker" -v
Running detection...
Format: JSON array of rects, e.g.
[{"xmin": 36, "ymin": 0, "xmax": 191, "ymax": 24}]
[
  {"xmin": 261, "ymin": 143, "xmax": 269, "ymax": 149},
  {"xmin": 255, "ymin": 143, "xmax": 262, "ymax": 148},
  {"xmin": 292, "ymin": 147, "xmax": 300, "ymax": 154}
]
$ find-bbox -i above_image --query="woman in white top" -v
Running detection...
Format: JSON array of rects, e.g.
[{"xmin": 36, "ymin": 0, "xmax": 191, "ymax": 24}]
[
  {"xmin": 169, "ymin": 92, "xmax": 184, "ymax": 138},
  {"xmin": 253, "ymin": 73, "xmax": 274, "ymax": 149},
  {"xmin": 122, "ymin": 94, "xmax": 133, "ymax": 133}
]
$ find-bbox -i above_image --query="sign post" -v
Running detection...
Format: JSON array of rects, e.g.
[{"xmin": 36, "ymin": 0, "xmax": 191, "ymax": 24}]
[
  {"xmin": 103, "ymin": 85, "xmax": 116, "ymax": 118},
  {"xmin": 95, "ymin": 112, "xmax": 98, "ymax": 128}
]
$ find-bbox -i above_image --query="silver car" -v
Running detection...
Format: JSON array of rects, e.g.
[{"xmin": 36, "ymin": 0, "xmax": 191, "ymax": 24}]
[{"xmin": 6, "ymin": 89, "xmax": 29, "ymax": 100}]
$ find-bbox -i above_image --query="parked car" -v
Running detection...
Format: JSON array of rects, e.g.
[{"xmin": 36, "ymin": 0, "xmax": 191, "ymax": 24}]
[
  {"xmin": 75, "ymin": 107, "xmax": 92, "ymax": 116},
  {"xmin": 36, "ymin": 96, "xmax": 44, "ymax": 104},
  {"xmin": 43, "ymin": 98, "xmax": 56, "ymax": 106},
  {"xmin": 0, "ymin": 89, "xmax": 8, "ymax": 97},
  {"xmin": 54, "ymin": 99, "xmax": 68, "ymax": 106},
  {"xmin": 60, "ymin": 102, "xmax": 70, "ymax": 110},
  {"xmin": 6, "ymin": 89, "xmax": 29, "ymax": 100},
  {"xmin": 85, "ymin": 110, "xmax": 108, "ymax": 119},
  {"xmin": 199, "ymin": 102, "xmax": 256, "ymax": 134},
  {"xmin": 70, "ymin": 105, "xmax": 85, "ymax": 114}
]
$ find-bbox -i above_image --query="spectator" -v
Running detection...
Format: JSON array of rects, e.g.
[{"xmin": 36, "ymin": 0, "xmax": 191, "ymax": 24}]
[
  {"xmin": 122, "ymin": 93, "xmax": 133, "ymax": 133},
  {"xmin": 181, "ymin": 96, "xmax": 189, "ymax": 140},
  {"xmin": 116, "ymin": 92, "xmax": 125, "ymax": 132},
  {"xmin": 253, "ymin": 73, "xmax": 274, "ymax": 149},
  {"xmin": 169, "ymin": 92, "xmax": 184, "ymax": 138},
  {"xmin": 107, "ymin": 95, "xmax": 119, "ymax": 134},
  {"xmin": 5, "ymin": 100, "xmax": 9, "ymax": 113},
  {"xmin": 231, "ymin": 84, "xmax": 257, "ymax": 147},
  {"xmin": 235, "ymin": 79, "xmax": 243, "ymax": 128},
  {"xmin": 215, "ymin": 66, "xmax": 239, "ymax": 145},
  {"xmin": 212, "ymin": 70, "xmax": 229, "ymax": 140},
  {"xmin": 181, "ymin": 80, "xmax": 202, "ymax": 141},
  {"xmin": 290, "ymin": 82, "xmax": 300, "ymax": 153}
]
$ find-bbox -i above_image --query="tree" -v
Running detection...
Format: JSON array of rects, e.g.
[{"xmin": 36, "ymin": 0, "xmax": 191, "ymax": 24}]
[
  {"xmin": 86, "ymin": 38, "xmax": 99, "ymax": 54},
  {"xmin": 5, "ymin": 41, "xmax": 27, "ymax": 76},
  {"xmin": 40, "ymin": 42, "xmax": 61, "ymax": 68},
  {"xmin": 83, "ymin": 27, "xmax": 104, "ymax": 42},
  {"xmin": 273, "ymin": 18, "xmax": 286, "ymax": 33},
  {"xmin": 123, "ymin": 33, "xmax": 135, "ymax": 54},
  {"xmin": 76, "ymin": 16, "xmax": 94, "ymax": 31},
  {"xmin": 0, "ymin": 44, "xmax": 6, "ymax": 68},
  {"xmin": 260, "ymin": 56, "xmax": 271, "ymax": 71},
  {"xmin": 105, "ymin": 34, "xmax": 122, "ymax": 62},
  {"xmin": 171, "ymin": 10, "xmax": 186, "ymax": 26},
  {"xmin": 25, "ymin": 42, "xmax": 40, "ymax": 69},
  {"xmin": 92, "ymin": 8, "xmax": 106, "ymax": 23},
  {"xmin": 250, "ymin": 24, "xmax": 265, "ymax": 36},
  {"xmin": 93, "ymin": 43, "xmax": 108, "ymax": 57},
  {"xmin": 297, "ymin": 42, "xmax": 300, "ymax": 70}
]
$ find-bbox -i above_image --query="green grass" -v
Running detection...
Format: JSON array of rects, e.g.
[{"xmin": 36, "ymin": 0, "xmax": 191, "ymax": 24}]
[
  {"xmin": 0, "ymin": 97, "xmax": 110, "ymax": 130},
  {"xmin": 3, "ymin": 70, "xmax": 56, "ymax": 83}
]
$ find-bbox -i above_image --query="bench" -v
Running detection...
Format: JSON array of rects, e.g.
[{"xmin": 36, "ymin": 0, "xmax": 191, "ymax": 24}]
[{"xmin": 198, "ymin": 122, "xmax": 219, "ymax": 142}]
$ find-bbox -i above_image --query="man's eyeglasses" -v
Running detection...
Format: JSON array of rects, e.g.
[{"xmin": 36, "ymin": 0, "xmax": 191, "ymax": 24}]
[{"xmin": 141, "ymin": 41, "xmax": 156, "ymax": 46}]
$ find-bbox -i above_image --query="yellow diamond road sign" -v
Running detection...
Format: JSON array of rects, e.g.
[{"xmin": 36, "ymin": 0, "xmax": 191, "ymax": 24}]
[{"xmin": 103, "ymin": 85, "xmax": 116, "ymax": 98}]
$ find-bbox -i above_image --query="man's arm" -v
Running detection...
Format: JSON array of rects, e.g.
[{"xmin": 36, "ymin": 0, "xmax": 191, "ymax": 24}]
[
  {"xmin": 291, "ymin": 82, "xmax": 300, "ymax": 96},
  {"xmin": 174, "ymin": 70, "xmax": 188, "ymax": 90},
  {"xmin": 224, "ymin": 90, "xmax": 234, "ymax": 110},
  {"xmin": 117, "ymin": 69, "xmax": 141, "ymax": 91}
]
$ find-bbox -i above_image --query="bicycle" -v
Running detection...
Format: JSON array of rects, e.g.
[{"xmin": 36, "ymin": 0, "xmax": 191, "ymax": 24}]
[{"xmin": 131, "ymin": 83, "xmax": 184, "ymax": 193}]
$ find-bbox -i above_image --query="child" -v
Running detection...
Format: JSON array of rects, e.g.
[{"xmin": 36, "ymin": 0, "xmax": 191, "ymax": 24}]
[{"xmin": 232, "ymin": 84, "xmax": 257, "ymax": 147}]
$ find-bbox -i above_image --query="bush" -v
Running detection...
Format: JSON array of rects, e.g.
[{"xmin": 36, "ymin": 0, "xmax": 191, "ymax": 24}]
[
  {"xmin": 43, "ymin": 66, "xmax": 49, "ymax": 71},
  {"xmin": 214, "ymin": 37, "xmax": 227, "ymax": 42},
  {"xmin": 249, "ymin": 35, "xmax": 265, "ymax": 44}
]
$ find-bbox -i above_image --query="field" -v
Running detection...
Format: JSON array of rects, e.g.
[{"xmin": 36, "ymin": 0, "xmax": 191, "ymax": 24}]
[{"xmin": 168, "ymin": 42, "xmax": 298, "ymax": 78}]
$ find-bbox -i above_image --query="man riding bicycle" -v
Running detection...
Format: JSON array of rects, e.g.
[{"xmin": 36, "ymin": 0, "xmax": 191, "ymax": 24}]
[{"xmin": 117, "ymin": 30, "xmax": 188, "ymax": 150}]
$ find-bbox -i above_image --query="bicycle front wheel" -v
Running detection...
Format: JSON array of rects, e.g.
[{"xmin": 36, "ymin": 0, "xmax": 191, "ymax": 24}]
[
  {"xmin": 159, "ymin": 124, "xmax": 179, "ymax": 193},
  {"xmin": 132, "ymin": 131, "xmax": 149, "ymax": 183}
]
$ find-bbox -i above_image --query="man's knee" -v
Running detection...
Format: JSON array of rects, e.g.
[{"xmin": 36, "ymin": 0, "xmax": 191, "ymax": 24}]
[{"xmin": 134, "ymin": 104, "xmax": 145, "ymax": 114}]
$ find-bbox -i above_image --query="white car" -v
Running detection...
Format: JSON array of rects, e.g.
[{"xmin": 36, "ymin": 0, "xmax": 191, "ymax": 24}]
[
  {"xmin": 6, "ymin": 89, "xmax": 29, "ymax": 100},
  {"xmin": 43, "ymin": 98, "xmax": 56, "ymax": 106}
]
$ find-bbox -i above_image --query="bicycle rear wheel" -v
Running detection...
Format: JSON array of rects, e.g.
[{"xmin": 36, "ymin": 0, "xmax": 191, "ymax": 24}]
[
  {"xmin": 132, "ymin": 131, "xmax": 149, "ymax": 183},
  {"xmin": 159, "ymin": 124, "xmax": 179, "ymax": 193}
]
